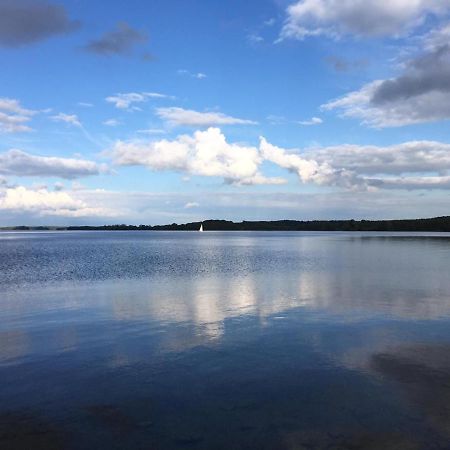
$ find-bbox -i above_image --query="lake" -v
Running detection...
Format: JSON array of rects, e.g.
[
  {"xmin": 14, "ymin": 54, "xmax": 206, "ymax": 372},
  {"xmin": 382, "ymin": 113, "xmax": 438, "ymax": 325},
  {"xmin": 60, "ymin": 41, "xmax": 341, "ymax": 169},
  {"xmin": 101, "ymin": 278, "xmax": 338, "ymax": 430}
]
[{"xmin": 1, "ymin": 231, "xmax": 450, "ymax": 449}]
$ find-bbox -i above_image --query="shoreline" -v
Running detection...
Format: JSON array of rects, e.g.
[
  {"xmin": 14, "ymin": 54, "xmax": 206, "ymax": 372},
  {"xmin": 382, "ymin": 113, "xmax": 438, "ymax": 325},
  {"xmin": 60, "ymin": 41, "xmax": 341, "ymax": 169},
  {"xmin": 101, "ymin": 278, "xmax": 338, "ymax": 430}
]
[{"xmin": 1, "ymin": 216, "xmax": 450, "ymax": 232}]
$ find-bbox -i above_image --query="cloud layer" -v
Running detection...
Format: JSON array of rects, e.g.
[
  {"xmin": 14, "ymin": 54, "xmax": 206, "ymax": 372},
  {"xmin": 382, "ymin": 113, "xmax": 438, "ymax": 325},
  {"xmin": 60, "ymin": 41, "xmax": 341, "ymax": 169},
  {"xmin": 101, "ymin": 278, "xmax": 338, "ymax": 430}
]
[
  {"xmin": 306, "ymin": 140, "xmax": 450, "ymax": 189},
  {"xmin": 51, "ymin": 112, "xmax": 82, "ymax": 127},
  {"xmin": 298, "ymin": 117, "xmax": 323, "ymax": 126},
  {"xmin": 156, "ymin": 107, "xmax": 257, "ymax": 127},
  {"xmin": 0, "ymin": 149, "xmax": 108, "ymax": 179},
  {"xmin": 0, "ymin": 185, "xmax": 115, "ymax": 218},
  {"xmin": 3, "ymin": 187, "xmax": 447, "ymax": 224},
  {"xmin": 109, "ymin": 127, "xmax": 450, "ymax": 191},
  {"xmin": 322, "ymin": 20, "xmax": 450, "ymax": 128},
  {"xmin": 279, "ymin": 0, "xmax": 450, "ymax": 40},
  {"xmin": 0, "ymin": 0, "xmax": 79, "ymax": 48},
  {"xmin": 110, "ymin": 127, "xmax": 284, "ymax": 185},
  {"xmin": 323, "ymin": 25, "xmax": 450, "ymax": 127},
  {"xmin": 106, "ymin": 92, "xmax": 168, "ymax": 110},
  {"xmin": 84, "ymin": 22, "xmax": 147, "ymax": 56},
  {"xmin": 109, "ymin": 127, "xmax": 360, "ymax": 188},
  {"xmin": 0, "ymin": 98, "xmax": 35, "ymax": 133}
]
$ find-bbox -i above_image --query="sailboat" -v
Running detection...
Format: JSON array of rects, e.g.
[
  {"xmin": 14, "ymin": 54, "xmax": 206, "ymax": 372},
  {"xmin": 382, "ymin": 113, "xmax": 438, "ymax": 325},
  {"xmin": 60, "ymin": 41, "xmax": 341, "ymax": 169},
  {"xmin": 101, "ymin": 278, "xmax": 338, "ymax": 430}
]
[{"xmin": 199, "ymin": 223, "xmax": 204, "ymax": 232}]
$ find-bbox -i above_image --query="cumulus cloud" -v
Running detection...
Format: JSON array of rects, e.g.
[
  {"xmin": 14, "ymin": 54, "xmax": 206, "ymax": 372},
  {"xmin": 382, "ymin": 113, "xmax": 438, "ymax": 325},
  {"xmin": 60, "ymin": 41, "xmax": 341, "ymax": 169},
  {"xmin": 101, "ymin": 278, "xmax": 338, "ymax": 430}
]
[
  {"xmin": 156, "ymin": 107, "xmax": 257, "ymax": 127},
  {"xmin": 306, "ymin": 140, "xmax": 450, "ymax": 189},
  {"xmin": 263, "ymin": 137, "xmax": 450, "ymax": 190},
  {"xmin": 108, "ymin": 127, "xmax": 357, "ymax": 188},
  {"xmin": 279, "ymin": 0, "xmax": 450, "ymax": 40},
  {"xmin": 0, "ymin": 97, "xmax": 36, "ymax": 133},
  {"xmin": 84, "ymin": 22, "xmax": 147, "ymax": 56},
  {"xmin": 106, "ymin": 92, "xmax": 168, "ymax": 110},
  {"xmin": 0, "ymin": 149, "xmax": 109, "ymax": 179},
  {"xmin": 260, "ymin": 138, "xmax": 365, "ymax": 189},
  {"xmin": 322, "ymin": 37, "xmax": 450, "ymax": 127},
  {"xmin": 110, "ymin": 127, "xmax": 284, "ymax": 185},
  {"xmin": 110, "ymin": 127, "xmax": 450, "ymax": 191},
  {"xmin": 310, "ymin": 141, "xmax": 450, "ymax": 175},
  {"xmin": 371, "ymin": 48, "xmax": 450, "ymax": 105},
  {"xmin": 0, "ymin": 185, "xmax": 116, "ymax": 217},
  {"xmin": 0, "ymin": 0, "xmax": 79, "ymax": 48},
  {"xmin": 298, "ymin": 117, "xmax": 323, "ymax": 126},
  {"xmin": 51, "ymin": 112, "xmax": 82, "ymax": 127},
  {"xmin": 280, "ymin": 138, "xmax": 450, "ymax": 191}
]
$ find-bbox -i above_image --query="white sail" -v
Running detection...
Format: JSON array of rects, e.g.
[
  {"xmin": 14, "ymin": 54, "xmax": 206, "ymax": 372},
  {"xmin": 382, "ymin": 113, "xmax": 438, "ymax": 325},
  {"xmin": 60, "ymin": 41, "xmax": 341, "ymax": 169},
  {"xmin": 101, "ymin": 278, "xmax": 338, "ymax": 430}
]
[{"xmin": 199, "ymin": 223, "xmax": 203, "ymax": 232}]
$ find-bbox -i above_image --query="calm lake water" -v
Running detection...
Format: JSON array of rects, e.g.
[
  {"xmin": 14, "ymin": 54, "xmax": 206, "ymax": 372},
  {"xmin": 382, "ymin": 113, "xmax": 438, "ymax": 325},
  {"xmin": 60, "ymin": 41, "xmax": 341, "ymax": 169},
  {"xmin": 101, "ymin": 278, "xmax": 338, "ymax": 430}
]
[{"xmin": 1, "ymin": 231, "xmax": 450, "ymax": 449}]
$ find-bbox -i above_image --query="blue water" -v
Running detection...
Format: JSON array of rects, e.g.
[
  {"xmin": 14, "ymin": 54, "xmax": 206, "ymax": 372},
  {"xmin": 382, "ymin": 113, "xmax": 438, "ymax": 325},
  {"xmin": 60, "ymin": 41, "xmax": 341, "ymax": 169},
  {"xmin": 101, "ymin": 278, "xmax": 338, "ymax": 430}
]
[{"xmin": 1, "ymin": 231, "xmax": 450, "ymax": 449}]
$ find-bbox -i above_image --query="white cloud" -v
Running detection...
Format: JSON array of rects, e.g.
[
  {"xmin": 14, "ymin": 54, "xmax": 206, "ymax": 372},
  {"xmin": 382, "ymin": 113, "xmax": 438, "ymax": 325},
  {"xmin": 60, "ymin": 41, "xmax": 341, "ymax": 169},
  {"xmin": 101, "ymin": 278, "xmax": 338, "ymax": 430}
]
[
  {"xmin": 109, "ymin": 128, "xmax": 450, "ymax": 191},
  {"xmin": 260, "ymin": 138, "xmax": 364, "ymax": 189},
  {"xmin": 279, "ymin": 0, "xmax": 450, "ymax": 40},
  {"xmin": 248, "ymin": 33, "xmax": 264, "ymax": 44},
  {"xmin": 0, "ymin": 98, "xmax": 35, "ymax": 115},
  {"xmin": 108, "ymin": 127, "xmax": 360, "ymax": 188},
  {"xmin": 306, "ymin": 140, "xmax": 450, "ymax": 189},
  {"xmin": 299, "ymin": 116, "xmax": 323, "ymax": 126},
  {"xmin": 0, "ymin": 149, "xmax": 109, "ymax": 179},
  {"xmin": 178, "ymin": 69, "xmax": 207, "ymax": 79},
  {"xmin": 0, "ymin": 111, "xmax": 33, "ymax": 133},
  {"xmin": 136, "ymin": 128, "xmax": 166, "ymax": 135},
  {"xmin": 322, "ymin": 81, "xmax": 387, "ymax": 126},
  {"xmin": 2, "ymin": 185, "xmax": 449, "ymax": 224},
  {"xmin": 50, "ymin": 189, "xmax": 450, "ymax": 224},
  {"xmin": 322, "ymin": 29, "xmax": 450, "ymax": 127},
  {"xmin": 78, "ymin": 102, "xmax": 94, "ymax": 108},
  {"xmin": 51, "ymin": 112, "xmax": 82, "ymax": 127},
  {"xmin": 110, "ymin": 127, "xmax": 284, "ymax": 185},
  {"xmin": 103, "ymin": 119, "xmax": 121, "ymax": 127},
  {"xmin": 309, "ymin": 141, "xmax": 450, "ymax": 175},
  {"xmin": 106, "ymin": 92, "xmax": 168, "ymax": 110},
  {"xmin": 184, "ymin": 202, "xmax": 199, "ymax": 209},
  {"xmin": 0, "ymin": 97, "xmax": 36, "ymax": 133},
  {"xmin": 156, "ymin": 107, "xmax": 258, "ymax": 127},
  {"xmin": 0, "ymin": 185, "xmax": 116, "ymax": 218}
]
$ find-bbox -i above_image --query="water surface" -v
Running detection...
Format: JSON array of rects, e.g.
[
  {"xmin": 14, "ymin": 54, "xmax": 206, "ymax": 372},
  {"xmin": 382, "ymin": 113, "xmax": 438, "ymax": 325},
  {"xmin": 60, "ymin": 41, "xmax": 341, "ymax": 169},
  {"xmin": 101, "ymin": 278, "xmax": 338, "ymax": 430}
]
[{"xmin": 1, "ymin": 231, "xmax": 450, "ymax": 449}]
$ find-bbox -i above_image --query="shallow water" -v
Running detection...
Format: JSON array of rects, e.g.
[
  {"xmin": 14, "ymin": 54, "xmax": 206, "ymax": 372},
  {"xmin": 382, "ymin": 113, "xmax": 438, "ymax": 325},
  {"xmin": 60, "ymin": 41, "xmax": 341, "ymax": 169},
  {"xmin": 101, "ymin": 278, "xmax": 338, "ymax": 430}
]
[{"xmin": 1, "ymin": 231, "xmax": 450, "ymax": 449}]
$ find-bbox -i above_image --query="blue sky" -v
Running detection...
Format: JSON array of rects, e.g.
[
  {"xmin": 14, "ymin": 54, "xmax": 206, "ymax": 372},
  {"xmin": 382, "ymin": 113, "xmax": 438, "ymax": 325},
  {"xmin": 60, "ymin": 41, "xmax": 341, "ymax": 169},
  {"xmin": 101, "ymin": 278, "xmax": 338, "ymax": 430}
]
[{"xmin": 1, "ymin": 0, "xmax": 450, "ymax": 225}]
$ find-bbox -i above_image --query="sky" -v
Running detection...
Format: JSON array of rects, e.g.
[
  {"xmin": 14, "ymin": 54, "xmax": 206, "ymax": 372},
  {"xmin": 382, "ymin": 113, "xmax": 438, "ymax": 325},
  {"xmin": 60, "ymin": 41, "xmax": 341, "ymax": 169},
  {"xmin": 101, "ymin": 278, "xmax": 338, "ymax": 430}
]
[{"xmin": 1, "ymin": 0, "xmax": 450, "ymax": 225}]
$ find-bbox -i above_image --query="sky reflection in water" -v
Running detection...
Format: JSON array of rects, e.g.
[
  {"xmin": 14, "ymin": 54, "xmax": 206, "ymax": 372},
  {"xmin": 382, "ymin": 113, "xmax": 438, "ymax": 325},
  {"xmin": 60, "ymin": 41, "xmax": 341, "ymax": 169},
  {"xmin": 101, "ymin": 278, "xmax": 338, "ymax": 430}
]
[{"xmin": 1, "ymin": 231, "xmax": 450, "ymax": 449}]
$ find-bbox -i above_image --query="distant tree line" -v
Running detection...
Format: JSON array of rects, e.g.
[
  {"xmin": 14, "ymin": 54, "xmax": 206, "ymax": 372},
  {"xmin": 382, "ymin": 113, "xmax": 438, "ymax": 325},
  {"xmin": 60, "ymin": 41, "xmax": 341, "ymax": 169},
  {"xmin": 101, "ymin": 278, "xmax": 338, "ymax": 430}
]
[{"xmin": 3, "ymin": 216, "xmax": 450, "ymax": 232}]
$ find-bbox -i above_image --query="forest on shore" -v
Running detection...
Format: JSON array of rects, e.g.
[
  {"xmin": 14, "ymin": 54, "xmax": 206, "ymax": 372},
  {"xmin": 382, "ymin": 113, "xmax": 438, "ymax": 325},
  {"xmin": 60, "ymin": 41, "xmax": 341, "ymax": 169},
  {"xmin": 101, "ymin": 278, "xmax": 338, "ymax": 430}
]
[{"xmin": 3, "ymin": 216, "xmax": 450, "ymax": 232}]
